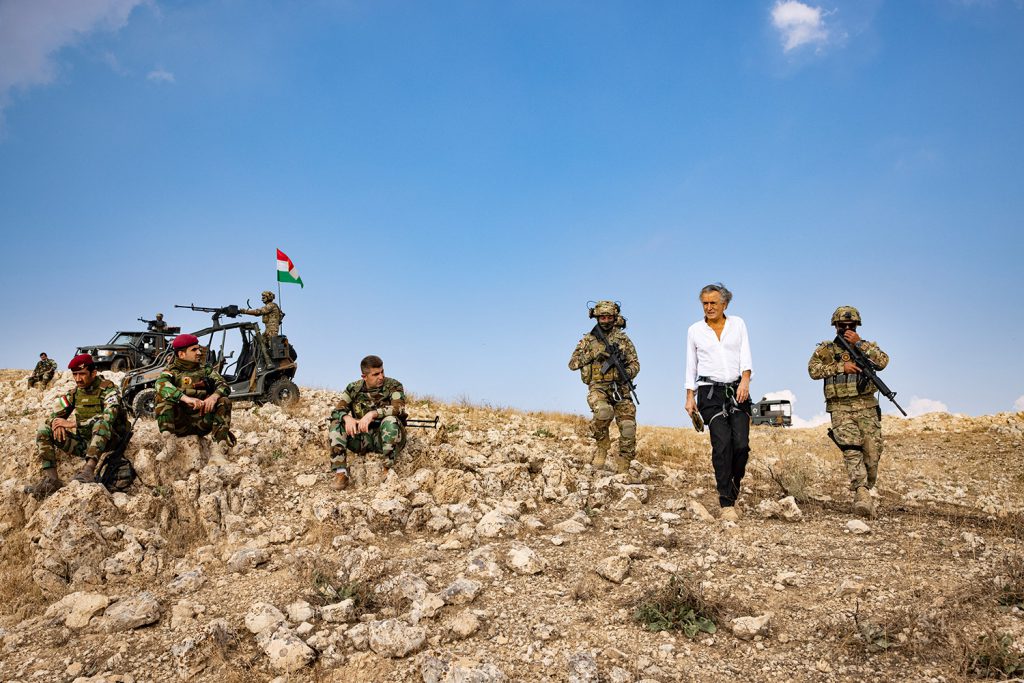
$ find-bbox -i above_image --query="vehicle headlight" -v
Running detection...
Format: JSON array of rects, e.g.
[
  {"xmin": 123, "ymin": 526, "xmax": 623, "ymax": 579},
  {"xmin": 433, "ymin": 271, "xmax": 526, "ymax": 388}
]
[{"xmin": 97, "ymin": 350, "xmax": 114, "ymax": 357}]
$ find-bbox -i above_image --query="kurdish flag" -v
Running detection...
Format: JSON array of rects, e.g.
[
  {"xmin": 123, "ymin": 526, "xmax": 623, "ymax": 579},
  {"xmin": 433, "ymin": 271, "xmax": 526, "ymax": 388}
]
[{"xmin": 276, "ymin": 249, "xmax": 304, "ymax": 288}]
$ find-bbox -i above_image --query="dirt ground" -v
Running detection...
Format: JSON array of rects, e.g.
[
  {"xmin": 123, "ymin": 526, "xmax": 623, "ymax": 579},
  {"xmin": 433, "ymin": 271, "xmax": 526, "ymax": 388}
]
[{"xmin": 0, "ymin": 368, "xmax": 1022, "ymax": 682}]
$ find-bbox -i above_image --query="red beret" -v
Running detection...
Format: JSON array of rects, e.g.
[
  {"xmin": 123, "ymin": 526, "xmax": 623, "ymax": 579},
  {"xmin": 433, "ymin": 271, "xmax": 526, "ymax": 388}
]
[
  {"xmin": 68, "ymin": 353, "xmax": 94, "ymax": 370},
  {"xmin": 172, "ymin": 334, "xmax": 200, "ymax": 350}
]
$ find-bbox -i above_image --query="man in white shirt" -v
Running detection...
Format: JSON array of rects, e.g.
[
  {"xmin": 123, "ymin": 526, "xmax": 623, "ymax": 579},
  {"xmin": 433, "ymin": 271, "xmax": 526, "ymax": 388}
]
[{"xmin": 685, "ymin": 283, "xmax": 753, "ymax": 522}]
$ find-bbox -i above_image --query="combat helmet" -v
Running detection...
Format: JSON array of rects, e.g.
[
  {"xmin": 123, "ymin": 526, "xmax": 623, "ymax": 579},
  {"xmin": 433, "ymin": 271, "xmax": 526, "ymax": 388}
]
[
  {"xmin": 589, "ymin": 300, "xmax": 620, "ymax": 318},
  {"xmin": 831, "ymin": 306, "xmax": 862, "ymax": 326},
  {"xmin": 261, "ymin": 290, "xmax": 275, "ymax": 302}
]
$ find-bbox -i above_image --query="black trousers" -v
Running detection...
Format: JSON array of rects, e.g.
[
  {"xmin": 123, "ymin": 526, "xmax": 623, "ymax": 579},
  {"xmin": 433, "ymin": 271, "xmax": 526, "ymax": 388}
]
[{"xmin": 697, "ymin": 385, "xmax": 752, "ymax": 507}]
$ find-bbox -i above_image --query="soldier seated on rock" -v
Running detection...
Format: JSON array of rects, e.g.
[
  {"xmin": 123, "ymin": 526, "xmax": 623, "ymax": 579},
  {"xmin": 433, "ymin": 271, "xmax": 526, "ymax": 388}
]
[
  {"xmin": 30, "ymin": 354, "xmax": 128, "ymax": 498},
  {"xmin": 27, "ymin": 351, "xmax": 58, "ymax": 389},
  {"xmin": 328, "ymin": 355, "xmax": 407, "ymax": 491},
  {"xmin": 154, "ymin": 334, "xmax": 234, "ymax": 461}
]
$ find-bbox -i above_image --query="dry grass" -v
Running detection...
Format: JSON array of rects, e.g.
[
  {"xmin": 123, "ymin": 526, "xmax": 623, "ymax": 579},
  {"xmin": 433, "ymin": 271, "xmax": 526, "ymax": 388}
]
[
  {"xmin": 960, "ymin": 630, "xmax": 1024, "ymax": 679},
  {"xmin": 0, "ymin": 530, "xmax": 47, "ymax": 621},
  {"xmin": 571, "ymin": 572, "xmax": 605, "ymax": 603},
  {"xmin": 632, "ymin": 574, "xmax": 725, "ymax": 637}
]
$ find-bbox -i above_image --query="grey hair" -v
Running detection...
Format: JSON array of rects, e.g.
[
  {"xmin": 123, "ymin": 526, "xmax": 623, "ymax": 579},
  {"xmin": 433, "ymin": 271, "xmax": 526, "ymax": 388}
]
[{"xmin": 699, "ymin": 282, "xmax": 732, "ymax": 304}]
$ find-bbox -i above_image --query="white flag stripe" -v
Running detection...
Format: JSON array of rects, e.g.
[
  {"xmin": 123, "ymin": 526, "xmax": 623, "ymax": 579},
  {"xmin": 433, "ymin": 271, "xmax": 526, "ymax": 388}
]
[{"xmin": 276, "ymin": 259, "xmax": 289, "ymax": 272}]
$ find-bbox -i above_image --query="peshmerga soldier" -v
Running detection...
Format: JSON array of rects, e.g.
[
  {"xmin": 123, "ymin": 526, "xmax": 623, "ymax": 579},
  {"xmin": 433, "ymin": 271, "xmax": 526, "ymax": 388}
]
[
  {"xmin": 154, "ymin": 334, "xmax": 234, "ymax": 459},
  {"xmin": 150, "ymin": 313, "xmax": 168, "ymax": 332},
  {"xmin": 240, "ymin": 291, "xmax": 284, "ymax": 338},
  {"xmin": 28, "ymin": 352, "xmax": 58, "ymax": 388},
  {"xmin": 30, "ymin": 354, "xmax": 127, "ymax": 498},
  {"xmin": 328, "ymin": 355, "xmax": 406, "ymax": 490},
  {"xmin": 568, "ymin": 300, "xmax": 639, "ymax": 473},
  {"xmin": 808, "ymin": 306, "xmax": 890, "ymax": 518}
]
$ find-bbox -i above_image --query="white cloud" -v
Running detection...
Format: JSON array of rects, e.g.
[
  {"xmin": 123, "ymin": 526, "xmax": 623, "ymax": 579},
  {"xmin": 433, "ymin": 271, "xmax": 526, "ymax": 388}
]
[
  {"xmin": 0, "ymin": 0, "xmax": 144, "ymax": 111},
  {"xmin": 771, "ymin": 1, "xmax": 830, "ymax": 52},
  {"xmin": 1013, "ymin": 395, "xmax": 1024, "ymax": 412},
  {"xmin": 906, "ymin": 396, "xmax": 949, "ymax": 417},
  {"xmin": 762, "ymin": 389, "xmax": 830, "ymax": 428},
  {"xmin": 146, "ymin": 68, "xmax": 175, "ymax": 84}
]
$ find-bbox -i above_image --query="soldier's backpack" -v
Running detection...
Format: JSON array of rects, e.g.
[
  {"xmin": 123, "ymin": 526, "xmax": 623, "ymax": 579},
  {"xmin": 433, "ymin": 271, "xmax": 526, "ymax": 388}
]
[{"xmin": 96, "ymin": 452, "xmax": 137, "ymax": 492}]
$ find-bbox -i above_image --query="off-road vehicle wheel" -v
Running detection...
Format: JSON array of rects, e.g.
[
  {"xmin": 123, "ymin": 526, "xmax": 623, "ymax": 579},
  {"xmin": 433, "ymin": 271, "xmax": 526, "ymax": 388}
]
[
  {"xmin": 132, "ymin": 389, "xmax": 157, "ymax": 418},
  {"xmin": 111, "ymin": 357, "xmax": 129, "ymax": 372},
  {"xmin": 265, "ymin": 377, "xmax": 299, "ymax": 407}
]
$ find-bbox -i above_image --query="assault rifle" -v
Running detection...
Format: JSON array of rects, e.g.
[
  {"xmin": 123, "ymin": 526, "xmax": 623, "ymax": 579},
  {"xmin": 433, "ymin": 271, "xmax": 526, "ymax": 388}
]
[
  {"xmin": 590, "ymin": 324, "xmax": 639, "ymax": 404},
  {"xmin": 95, "ymin": 416, "xmax": 142, "ymax": 492},
  {"xmin": 834, "ymin": 334, "xmax": 907, "ymax": 417},
  {"xmin": 174, "ymin": 303, "xmax": 241, "ymax": 324}
]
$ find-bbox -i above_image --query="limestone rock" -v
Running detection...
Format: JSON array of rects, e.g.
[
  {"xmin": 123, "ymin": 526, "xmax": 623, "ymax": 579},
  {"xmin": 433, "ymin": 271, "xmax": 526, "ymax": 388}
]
[
  {"xmin": 846, "ymin": 520, "xmax": 871, "ymax": 534},
  {"xmin": 567, "ymin": 651, "xmax": 600, "ymax": 683},
  {"xmin": 440, "ymin": 578, "xmax": 483, "ymax": 606},
  {"xmin": 448, "ymin": 611, "xmax": 481, "ymax": 639},
  {"xmin": 44, "ymin": 591, "xmax": 110, "ymax": 629},
  {"xmin": 245, "ymin": 602, "xmax": 286, "ymax": 635},
  {"xmin": 101, "ymin": 591, "xmax": 161, "ymax": 632},
  {"xmin": 168, "ymin": 568, "xmax": 206, "ymax": 595},
  {"xmin": 368, "ymin": 618, "xmax": 427, "ymax": 658},
  {"xmin": 227, "ymin": 547, "xmax": 270, "ymax": 573},
  {"xmin": 321, "ymin": 599, "xmax": 355, "ymax": 624},
  {"xmin": 595, "ymin": 556, "xmax": 631, "ymax": 584},
  {"xmin": 286, "ymin": 600, "xmax": 316, "ymax": 623},
  {"xmin": 475, "ymin": 509, "xmax": 521, "ymax": 538},
  {"xmin": 731, "ymin": 613, "xmax": 771, "ymax": 640},
  {"xmin": 686, "ymin": 500, "xmax": 715, "ymax": 523},
  {"xmin": 506, "ymin": 545, "xmax": 546, "ymax": 575},
  {"xmin": 256, "ymin": 624, "xmax": 317, "ymax": 672}
]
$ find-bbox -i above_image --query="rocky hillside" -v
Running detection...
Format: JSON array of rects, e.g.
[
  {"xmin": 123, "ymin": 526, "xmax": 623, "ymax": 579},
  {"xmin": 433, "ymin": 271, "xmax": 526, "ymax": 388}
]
[{"xmin": 1, "ymin": 368, "xmax": 1022, "ymax": 682}]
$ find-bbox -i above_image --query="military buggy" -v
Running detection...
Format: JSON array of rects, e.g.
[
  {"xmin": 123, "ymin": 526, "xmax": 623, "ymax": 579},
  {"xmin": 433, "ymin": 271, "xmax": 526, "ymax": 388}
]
[{"xmin": 751, "ymin": 397, "xmax": 793, "ymax": 427}]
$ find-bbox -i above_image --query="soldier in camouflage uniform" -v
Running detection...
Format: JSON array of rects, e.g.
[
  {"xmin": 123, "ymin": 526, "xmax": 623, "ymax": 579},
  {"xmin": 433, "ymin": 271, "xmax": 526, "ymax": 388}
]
[
  {"xmin": 30, "ymin": 354, "xmax": 128, "ymax": 498},
  {"xmin": 808, "ymin": 306, "xmax": 890, "ymax": 518},
  {"xmin": 240, "ymin": 291, "xmax": 284, "ymax": 338},
  {"xmin": 28, "ymin": 352, "xmax": 58, "ymax": 388},
  {"xmin": 154, "ymin": 334, "xmax": 234, "ymax": 460},
  {"xmin": 150, "ymin": 313, "xmax": 168, "ymax": 332},
  {"xmin": 568, "ymin": 301, "xmax": 640, "ymax": 473},
  {"xmin": 328, "ymin": 355, "xmax": 406, "ymax": 490}
]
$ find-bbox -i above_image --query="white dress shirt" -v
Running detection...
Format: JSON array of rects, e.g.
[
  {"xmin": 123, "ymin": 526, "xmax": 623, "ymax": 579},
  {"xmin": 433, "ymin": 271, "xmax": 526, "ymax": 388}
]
[{"xmin": 685, "ymin": 315, "xmax": 753, "ymax": 391}]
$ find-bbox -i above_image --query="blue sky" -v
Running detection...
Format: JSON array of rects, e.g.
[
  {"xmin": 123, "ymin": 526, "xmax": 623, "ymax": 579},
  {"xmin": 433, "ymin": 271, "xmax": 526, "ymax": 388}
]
[{"xmin": 1, "ymin": 0, "xmax": 1021, "ymax": 427}]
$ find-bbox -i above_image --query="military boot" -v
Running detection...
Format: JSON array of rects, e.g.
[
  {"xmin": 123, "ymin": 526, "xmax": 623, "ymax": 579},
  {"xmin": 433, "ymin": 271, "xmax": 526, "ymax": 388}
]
[
  {"xmin": 332, "ymin": 469, "xmax": 350, "ymax": 491},
  {"xmin": 73, "ymin": 458, "xmax": 97, "ymax": 484},
  {"xmin": 591, "ymin": 440, "xmax": 609, "ymax": 469},
  {"xmin": 208, "ymin": 440, "xmax": 231, "ymax": 466},
  {"xmin": 157, "ymin": 433, "xmax": 179, "ymax": 462},
  {"xmin": 28, "ymin": 468, "xmax": 63, "ymax": 499},
  {"xmin": 609, "ymin": 454, "xmax": 630, "ymax": 474},
  {"xmin": 853, "ymin": 486, "xmax": 874, "ymax": 518}
]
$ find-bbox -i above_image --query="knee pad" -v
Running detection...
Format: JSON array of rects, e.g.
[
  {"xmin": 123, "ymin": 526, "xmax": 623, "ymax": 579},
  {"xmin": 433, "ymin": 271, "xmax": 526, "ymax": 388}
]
[
  {"xmin": 594, "ymin": 404, "xmax": 614, "ymax": 421},
  {"xmin": 619, "ymin": 420, "xmax": 636, "ymax": 440}
]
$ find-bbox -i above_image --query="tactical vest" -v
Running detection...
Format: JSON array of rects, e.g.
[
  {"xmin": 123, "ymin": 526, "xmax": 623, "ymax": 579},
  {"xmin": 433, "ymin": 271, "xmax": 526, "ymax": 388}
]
[
  {"xmin": 820, "ymin": 343, "xmax": 877, "ymax": 401},
  {"xmin": 579, "ymin": 335, "xmax": 620, "ymax": 385},
  {"xmin": 74, "ymin": 379, "xmax": 115, "ymax": 423}
]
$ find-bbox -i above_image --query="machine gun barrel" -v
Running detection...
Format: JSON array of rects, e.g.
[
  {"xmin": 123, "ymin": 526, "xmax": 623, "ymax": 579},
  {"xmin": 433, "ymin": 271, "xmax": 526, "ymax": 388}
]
[
  {"xmin": 834, "ymin": 335, "xmax": 907, "ymax": 417},
  {"xmin": 174, "ymin": 303, "xmax": 240, "ymax": 322}
]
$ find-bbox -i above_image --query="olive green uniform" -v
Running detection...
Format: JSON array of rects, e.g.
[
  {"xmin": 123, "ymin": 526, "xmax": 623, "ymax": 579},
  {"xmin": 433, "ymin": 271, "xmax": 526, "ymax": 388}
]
[
  {"xmin": 328, "ymin": 377, "xmax": 406, "ymax": 472},
  {"xmin": 154, "ymin": 357, "xmax": 233, "ymax": 442},
  {"xmin": 28, "ymin": 358, "xmax": 58, "ymax": 388},
  {"xmin": 36, "ymin": 376, "xmax": 127, "ymax": 469}
]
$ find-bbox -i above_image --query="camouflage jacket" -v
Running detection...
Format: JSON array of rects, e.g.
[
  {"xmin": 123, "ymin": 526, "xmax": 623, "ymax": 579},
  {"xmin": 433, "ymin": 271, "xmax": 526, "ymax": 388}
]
[
  {"xmin": 155, "ymin": 358, "xmax": 230, "ymax": 404},
  {"xmin": 808, "ymin": 338, "xmax": 889, "ymax": 411},
  {"xmin": 568, "ymin": 326, "xmax": 640, "ymax": 386},
  {"xmin": 47, "ymin": 376, "xmax": 125, "ymax": 437},
  {"xmin": 243, "ymin": 302, "xmax": 283, "ymax": 327},
  {"xmin": 330, "ymin": 377, "xmax": 406, "ymax": 423},
  {"xmin": 32, "ymin": 358, "xmax": 57, "ymax": 377}
]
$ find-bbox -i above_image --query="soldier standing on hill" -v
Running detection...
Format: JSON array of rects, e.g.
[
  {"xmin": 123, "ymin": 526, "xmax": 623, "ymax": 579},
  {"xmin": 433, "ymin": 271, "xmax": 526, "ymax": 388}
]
[
  {"xmin": 149, "ymin": 313, "xmax": 168, "ymax": 332},
  {"xmin": 240, "ymin": 291, "xmax": 284, "ymax": 338},
  {"xmin": 568, "ymin": 300, "xmax": 640, "ymax": 473},
  {"xmin": 328, "ymin": 355, "xmax": 407, "ymax": 491},
  {"xmin": 154, "ymin": 334, "xmax": 234, "ymax": 461},
  {"xmin": 29, "ymin": 354, "xmax": 128, "ymax": 498},
  {"xmin": 808, "ymin": 306, "xmax": 890, "ymax": 518},
  {"xmin": 27, "ymin": 352, "xmax": 58, "ymax": 388}
]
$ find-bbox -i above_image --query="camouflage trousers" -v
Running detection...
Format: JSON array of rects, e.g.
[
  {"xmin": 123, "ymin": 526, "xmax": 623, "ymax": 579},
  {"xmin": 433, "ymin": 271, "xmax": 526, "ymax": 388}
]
[
  {"xmin": 36, "ymin": 422, "xmax": 118, "ymax": 469},
  {"xmin": 829, "ymin": 406, "xmax": 883, "ymax": 490},
  {"xmin": 155, "ymin": 397, "xmax": 233, "ymax": 442},
  {"xmin": 586, "ymin": 384, "xmax": 637, "ymax": 458},
  {"xmin": 28, "ymin": 371, "xmax": 55, "ymax": 388},
  {"xmin": 328, "ymin": 417, "xmax": 404, "ymax": 472}
]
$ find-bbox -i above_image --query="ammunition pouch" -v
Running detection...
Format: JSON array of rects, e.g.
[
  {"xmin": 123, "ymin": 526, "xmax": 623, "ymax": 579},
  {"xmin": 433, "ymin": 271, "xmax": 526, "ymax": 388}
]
[{"xmin": 823, "ymin": 373, "xmax": 874, "ymax": 400}]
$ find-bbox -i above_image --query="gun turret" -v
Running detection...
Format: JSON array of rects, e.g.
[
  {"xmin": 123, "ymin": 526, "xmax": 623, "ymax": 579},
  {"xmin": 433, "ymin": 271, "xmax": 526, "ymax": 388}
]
[{"xmin": 174, "ymin": 304, "xmax": 240, "ymax": 324}]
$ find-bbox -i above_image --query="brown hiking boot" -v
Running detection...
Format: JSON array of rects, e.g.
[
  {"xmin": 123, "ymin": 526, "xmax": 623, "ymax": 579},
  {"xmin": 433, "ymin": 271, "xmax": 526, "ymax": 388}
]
[
  {"xmin": 720, "ymin": 506, "xmax": 740, "ymax": 522},
  {"xmin": 853, "ymin": 486, "xmax": 874, "ymax": 518},
  {"xmin": 332, "ymin": 470, "xmax": 350, "ymax": 491},
  {"xmin": 73, "ymin": 459, "xmax": 97, "ymax": 484},
  {"xmin": 591, "ymin": 446, "xmax": 608, "ymax": 469},
  {"xmin": 28, "ymin": 469, "xmax": 64, "ymax": 499}
]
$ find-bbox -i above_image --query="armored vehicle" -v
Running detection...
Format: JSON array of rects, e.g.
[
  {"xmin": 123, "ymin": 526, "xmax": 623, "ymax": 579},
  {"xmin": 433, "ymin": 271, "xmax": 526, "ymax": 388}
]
[
  {"xmin": 751, "ymin": 397, "xmax": 792, "ymax": 427},
  {"xmin": 121, "ymin": 304, "xmax": 299, "ymax": 417},
  {"xmin": 76, "ymin": 329, "xmax": 179, "ymax": 372}
]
